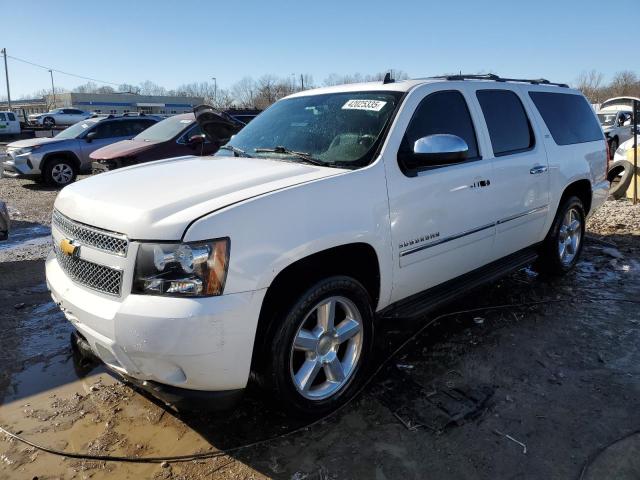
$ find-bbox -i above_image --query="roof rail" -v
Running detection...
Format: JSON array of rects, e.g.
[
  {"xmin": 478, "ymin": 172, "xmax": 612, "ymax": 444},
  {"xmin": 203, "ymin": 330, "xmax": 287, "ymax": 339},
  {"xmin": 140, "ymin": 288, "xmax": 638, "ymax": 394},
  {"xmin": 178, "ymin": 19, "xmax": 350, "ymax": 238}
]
[{"xmin": 428, "ymin": 73, "xmax": 569, "ymax": 88}]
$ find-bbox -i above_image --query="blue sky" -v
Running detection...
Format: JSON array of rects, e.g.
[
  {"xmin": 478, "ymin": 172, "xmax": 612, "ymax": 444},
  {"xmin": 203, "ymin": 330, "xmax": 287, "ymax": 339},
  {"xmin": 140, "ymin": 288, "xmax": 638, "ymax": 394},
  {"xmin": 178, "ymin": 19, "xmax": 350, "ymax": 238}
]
[{"xmin": 2, "ymin": 0, "xmax": 638, "ymax": 98}]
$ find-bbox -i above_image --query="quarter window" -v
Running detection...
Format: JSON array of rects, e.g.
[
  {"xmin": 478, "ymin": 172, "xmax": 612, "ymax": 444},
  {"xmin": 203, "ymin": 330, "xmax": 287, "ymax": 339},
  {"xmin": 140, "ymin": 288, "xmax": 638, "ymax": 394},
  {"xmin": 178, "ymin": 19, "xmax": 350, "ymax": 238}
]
[
  {"xmin": 401, "ymin": 90, "xmax": 479, "ymax": 163},
  {"xmin": 529, "ymin": 92, "xmax": 603, "ymax": 145},
  {"xmin": 477, "ymin": 90, "xmax": 534, "ymax": 156}
]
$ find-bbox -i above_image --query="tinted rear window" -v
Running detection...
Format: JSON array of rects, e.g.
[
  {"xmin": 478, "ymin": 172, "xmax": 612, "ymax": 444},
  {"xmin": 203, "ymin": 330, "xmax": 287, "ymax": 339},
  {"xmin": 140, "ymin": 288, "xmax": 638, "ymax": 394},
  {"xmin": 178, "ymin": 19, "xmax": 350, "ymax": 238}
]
[
  {"xmin": 529, "ymin": 92, "xmax": 603, "ymax": 145},
  {"xmin": 477, "ymin": 90, "xmax": 534, "ymax": 156}
]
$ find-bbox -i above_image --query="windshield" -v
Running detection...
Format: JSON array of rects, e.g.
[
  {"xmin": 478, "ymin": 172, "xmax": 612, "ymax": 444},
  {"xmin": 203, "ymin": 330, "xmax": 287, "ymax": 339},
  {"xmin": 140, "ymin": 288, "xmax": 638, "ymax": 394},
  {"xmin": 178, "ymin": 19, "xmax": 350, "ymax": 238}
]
[
  {"xmin": 135, "ymin": 115, "xmax": 194, "ymax": 142},
  {"xmin": 215, "ymin": 91, "xmax": 403, "ymax": 167},
  {"xmin": 54, "ymin": 120, "xmax": 98, "ymax": 139},
  {"xmin": 597, "ymin": 113, "xmax": 618, "ymax": 127}
]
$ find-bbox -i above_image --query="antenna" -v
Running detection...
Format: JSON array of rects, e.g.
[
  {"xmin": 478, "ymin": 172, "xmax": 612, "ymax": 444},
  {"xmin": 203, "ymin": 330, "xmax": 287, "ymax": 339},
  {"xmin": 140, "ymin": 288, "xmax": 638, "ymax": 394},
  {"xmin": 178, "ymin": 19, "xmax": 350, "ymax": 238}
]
[{"xmin": 383, "ymin": 72, "xmax": 394, "ymax": 84}]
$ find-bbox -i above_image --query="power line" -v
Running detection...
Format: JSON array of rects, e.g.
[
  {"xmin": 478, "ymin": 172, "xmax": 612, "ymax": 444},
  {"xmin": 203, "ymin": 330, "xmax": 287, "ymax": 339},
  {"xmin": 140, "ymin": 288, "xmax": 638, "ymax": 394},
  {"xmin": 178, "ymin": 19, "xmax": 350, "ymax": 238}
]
[{"xmin": 7, "ymin": 54, "xmax": 122, "ymax": 86}]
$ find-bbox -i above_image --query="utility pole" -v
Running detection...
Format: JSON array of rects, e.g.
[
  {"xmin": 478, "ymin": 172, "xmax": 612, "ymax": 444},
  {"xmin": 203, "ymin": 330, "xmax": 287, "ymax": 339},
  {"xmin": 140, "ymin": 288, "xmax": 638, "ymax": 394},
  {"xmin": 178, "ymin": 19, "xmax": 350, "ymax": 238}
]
[
  {"xmin": 1, "ymin": 48, "xmax": 11, "ymax": 110},
  {"xmin": 48, "ymin": 69, "xmax": 57, "ymax": 108},
  {"xmin": 211, "ymin": 77, "xmax": 217, "ymax": 106}
]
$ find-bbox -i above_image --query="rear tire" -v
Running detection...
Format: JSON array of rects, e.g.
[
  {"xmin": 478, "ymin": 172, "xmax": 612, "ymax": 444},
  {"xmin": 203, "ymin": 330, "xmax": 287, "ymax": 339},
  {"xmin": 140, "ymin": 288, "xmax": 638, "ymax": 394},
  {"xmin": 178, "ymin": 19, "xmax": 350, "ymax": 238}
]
[
  {"xmin": 43, "ymin": 158, "xmax": 77, "ymax": 187},
  {"xmin": 535, "ymin": 196, "xmax": 585, "ymax": 275},
  {"xmin": 261, "ymin": 276, "xmax": 374, "ymax": 416}
]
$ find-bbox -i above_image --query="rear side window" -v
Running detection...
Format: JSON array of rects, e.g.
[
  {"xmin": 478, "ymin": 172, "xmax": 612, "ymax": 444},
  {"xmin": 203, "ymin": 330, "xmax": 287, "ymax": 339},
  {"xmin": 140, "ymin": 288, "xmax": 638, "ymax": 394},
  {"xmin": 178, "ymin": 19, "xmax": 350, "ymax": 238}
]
[
  {"xmin": 477, "ymin": 90, "xmax": 534, "ymax": 156},
  {"xmin": 529, "ymin": 92, "xmax": 603, "ymax": 145},
  {"xmin": 402, "ymin": 90, "xmax": 479, "ymax": 160}
]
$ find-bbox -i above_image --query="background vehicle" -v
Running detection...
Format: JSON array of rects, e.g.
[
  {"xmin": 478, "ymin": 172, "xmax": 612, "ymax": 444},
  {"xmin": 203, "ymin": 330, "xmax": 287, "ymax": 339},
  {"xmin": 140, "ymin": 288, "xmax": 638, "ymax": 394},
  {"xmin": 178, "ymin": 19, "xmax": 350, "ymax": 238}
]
[
  {"xmin": 0, "ymin": 201, "xmax": 9, "ymax": 240},
  {"xmin": 1, "ymin": 115, "xmax": 160, "ymax": 186},
  {"xmin": 47, "ymin": 75, "xmax": 608, "ymax": 415},
  {"xmin": 0, "ymin": 111, "xmax": 21, "ymax": 136},
  {"xmin": 609, "ymin": 131, "xmax": 639, "ymax": 199},
  {"xmin": 91, "ymin": 110, "xmax": 244, "ymax": 172},
  {"xmin": 597, "ymin": 97, "xmax": 639, "ymax": 155},
  {"xmin": 28, "ymin": 108, "xmax": 91, "ymax": 128}
]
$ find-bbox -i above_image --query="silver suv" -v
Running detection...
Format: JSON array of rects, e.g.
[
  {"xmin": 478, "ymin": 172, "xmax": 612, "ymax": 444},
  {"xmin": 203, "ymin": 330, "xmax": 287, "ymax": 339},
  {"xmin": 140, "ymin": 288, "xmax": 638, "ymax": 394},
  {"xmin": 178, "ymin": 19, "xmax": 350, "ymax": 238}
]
[{"xmin": 1, "ymin": 115, "xmax": 159, "ymax": 186}]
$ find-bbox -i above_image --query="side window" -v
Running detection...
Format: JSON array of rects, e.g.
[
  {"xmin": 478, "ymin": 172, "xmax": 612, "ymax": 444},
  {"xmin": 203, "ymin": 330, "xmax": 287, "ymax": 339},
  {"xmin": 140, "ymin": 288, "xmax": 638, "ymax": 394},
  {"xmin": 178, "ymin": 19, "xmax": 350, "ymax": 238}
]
[
  {"xmin": 7, "ymin": 113, "xmax": 16, "ymax": 121},
  {"xmin": 126, "ymin": 119, "xmax": 155, "ymax": 135},
  {"xmin": 182, "ymin": 125, "xmax": 208, "ymax": 143},
  {"xmin": 529, "ymin": 92, "xmax": 603, "ymax": 145},
  {"xmin": 402, "ymin": 90, "xmax": 479, "ymax": 162},
  {"xmin": 0, "ymin": 113, "xmax": 6, "ymax": 121},
  {"xmin": 476, "ymin": 89, "xmax": 534, "ymax": 156},
  {"xmin": 91, "ymin": 121, "xmax": 125, "ymax": 139}
]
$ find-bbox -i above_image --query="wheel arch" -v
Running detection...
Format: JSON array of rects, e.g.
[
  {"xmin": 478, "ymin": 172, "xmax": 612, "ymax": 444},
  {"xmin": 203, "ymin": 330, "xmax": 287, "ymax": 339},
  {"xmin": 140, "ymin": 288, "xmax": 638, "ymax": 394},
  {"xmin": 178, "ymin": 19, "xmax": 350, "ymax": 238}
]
[
  {"xmin": 560, "ymin": 178, "xmax": 592, "ymax": 216},
  {"xmin": 41, "ymin": 151, "xmax": 81, "ymax": 173},
  {"xmin": 251, "ymin": 242, "xmax": 381, "ymax": 370}
]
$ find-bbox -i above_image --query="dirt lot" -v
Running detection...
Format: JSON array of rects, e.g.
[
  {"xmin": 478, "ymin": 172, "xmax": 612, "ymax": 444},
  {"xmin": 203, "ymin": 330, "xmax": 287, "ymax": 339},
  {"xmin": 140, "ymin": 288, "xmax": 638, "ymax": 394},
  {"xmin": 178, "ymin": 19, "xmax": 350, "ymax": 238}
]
[{"xmin": 1, "ymin": 170, "xmax": 640, "ymax": 479}]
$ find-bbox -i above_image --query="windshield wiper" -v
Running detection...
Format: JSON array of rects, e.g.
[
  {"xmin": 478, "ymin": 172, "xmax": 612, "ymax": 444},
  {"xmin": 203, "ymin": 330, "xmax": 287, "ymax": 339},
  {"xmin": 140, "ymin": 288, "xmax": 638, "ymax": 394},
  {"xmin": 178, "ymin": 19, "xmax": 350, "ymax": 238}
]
[
  {"xmin": 254, "ymin": 146, "xmax": 329, "ymax": 167},
  {"xmin": 219, "ymin": 145, "xmax": 252, "ymax": 157}
]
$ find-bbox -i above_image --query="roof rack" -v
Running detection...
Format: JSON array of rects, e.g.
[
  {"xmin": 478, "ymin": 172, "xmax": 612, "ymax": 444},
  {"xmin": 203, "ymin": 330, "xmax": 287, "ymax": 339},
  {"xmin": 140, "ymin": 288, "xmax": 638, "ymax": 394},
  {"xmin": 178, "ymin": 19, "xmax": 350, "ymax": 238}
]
[{"xmin": 428, "ymin": 73, "xmax": 569, "ymax": 88}]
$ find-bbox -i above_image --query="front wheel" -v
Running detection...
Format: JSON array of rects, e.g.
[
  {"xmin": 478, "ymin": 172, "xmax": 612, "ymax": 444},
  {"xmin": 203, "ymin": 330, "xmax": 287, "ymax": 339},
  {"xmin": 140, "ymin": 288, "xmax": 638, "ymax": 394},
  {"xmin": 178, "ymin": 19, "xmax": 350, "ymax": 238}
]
[
  {"xmin": 43, "ymin": 158, "xmax": 77, "ymax": 187},
  {"xmin": 536, "ymin": 196, "xmax": 585, "ymax": 275},
  {"xmin": 42, "ymin": 117, "xmax": 55, "ymax": 128},
  {"xmin": 609, "ymin": 137, "xmax": 619, "ymax": 157},
  {"xmin": 262, "ymin": 276, "xmax": 373, "ymax": 415}
]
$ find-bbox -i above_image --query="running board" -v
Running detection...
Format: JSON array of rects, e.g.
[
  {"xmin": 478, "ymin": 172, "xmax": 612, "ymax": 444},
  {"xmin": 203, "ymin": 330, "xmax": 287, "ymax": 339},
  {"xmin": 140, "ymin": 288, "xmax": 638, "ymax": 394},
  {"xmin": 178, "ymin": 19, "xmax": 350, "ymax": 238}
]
[{"xmin": 380, "ymin": 247, "xmax": 539, "ymax": 320}]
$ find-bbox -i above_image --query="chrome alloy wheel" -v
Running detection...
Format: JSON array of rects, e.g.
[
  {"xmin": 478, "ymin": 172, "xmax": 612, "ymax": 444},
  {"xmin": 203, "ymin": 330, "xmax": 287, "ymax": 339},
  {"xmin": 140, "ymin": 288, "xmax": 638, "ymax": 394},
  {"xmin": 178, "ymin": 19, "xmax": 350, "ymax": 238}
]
[
  {"xmin": 289, "ymin": 296, "xmax": 364, "ymax": 400},
  {"xmin": 558, "ymin": 207, "xmax": 582, "ymax": 266},
  {"xmin": 51, "ymin": 163, "xmax": 73, "ymax": 185}
]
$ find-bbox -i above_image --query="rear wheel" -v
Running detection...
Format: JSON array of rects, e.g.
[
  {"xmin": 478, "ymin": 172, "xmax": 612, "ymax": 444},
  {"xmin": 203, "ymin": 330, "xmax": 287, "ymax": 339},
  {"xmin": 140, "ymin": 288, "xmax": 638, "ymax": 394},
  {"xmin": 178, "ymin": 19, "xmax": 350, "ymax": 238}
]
[
  {"xmin": 43, "ymin": 158, "xmax": 77, "ymax": 187},
  {"xmin": 536, "ymin": 196, "xmax": 585, "ymax": 275},
  {"xmin": 261, "ymin": 276, "xmax": 373, "ymax": 415}
]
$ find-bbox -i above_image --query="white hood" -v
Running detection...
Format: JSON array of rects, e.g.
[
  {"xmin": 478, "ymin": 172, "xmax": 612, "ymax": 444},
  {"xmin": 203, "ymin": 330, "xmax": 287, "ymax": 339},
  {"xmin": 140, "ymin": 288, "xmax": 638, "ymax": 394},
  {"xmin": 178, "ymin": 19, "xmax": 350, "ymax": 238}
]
[{"xmin": 54, "ymin": 155, "xmax": 345, "ymax": 240}]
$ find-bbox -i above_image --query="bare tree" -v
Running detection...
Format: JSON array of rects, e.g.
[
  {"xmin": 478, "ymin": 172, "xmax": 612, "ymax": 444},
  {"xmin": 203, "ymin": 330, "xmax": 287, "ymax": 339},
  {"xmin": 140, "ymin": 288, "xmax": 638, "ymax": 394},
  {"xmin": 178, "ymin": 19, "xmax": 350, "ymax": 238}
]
[
  {"xmin": 231, "ymin": 77, "xmax": 257, "ymax": 108},
  {"xmin": 609, "ymin": 71, "xmax": 640, "ymax": 97},
  {"xmin": 575, "ymin": 70, "xmax": 606, "ymax": 103}
]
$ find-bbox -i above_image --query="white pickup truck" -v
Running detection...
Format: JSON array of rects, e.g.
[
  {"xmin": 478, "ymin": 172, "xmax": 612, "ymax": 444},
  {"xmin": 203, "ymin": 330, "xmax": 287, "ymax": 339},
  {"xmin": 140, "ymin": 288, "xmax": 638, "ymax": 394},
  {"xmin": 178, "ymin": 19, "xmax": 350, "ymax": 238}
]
[{"xmin": 46, "ymin": 74, "xmax": 608, "ymax": 414}]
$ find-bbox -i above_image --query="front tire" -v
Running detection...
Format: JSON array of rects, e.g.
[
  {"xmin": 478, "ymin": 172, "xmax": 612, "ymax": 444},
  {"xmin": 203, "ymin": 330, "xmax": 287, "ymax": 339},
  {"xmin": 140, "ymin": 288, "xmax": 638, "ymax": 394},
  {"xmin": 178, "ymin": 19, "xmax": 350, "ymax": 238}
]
[
  {"xmin": 43, "ymin": 158, "xmax": 77, "ymax": 187},
  {"xmin": 42, "ymin": 117, "xmax": 55, "ymax": 128},
  {"xmin": 536, "ymin": 196, "xmax": 585, "ymax": 275},
  {"xmin": 262, "ymin": 276, "xmax": 373, "ymax": 415},
  {"xmin": 609, "ymin": 137, "xmax": 619, "ymax": 157}
]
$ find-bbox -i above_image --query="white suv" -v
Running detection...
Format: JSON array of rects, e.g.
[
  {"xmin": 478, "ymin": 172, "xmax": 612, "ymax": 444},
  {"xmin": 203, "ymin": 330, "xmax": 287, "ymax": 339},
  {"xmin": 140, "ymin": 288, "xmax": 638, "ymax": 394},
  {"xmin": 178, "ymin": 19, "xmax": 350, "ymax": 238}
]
[{"xmin": 46, "ymin": 74, "xmax": 608, "ymax": 414}]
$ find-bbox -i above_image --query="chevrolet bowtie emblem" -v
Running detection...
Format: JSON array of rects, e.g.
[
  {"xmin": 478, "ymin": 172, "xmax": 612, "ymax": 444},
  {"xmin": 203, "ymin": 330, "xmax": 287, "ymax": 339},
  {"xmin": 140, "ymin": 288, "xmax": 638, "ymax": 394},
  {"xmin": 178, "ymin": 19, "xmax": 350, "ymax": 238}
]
[{"xmin": 60, "ymin": 238, "xmax": 79, "ymax": 257}]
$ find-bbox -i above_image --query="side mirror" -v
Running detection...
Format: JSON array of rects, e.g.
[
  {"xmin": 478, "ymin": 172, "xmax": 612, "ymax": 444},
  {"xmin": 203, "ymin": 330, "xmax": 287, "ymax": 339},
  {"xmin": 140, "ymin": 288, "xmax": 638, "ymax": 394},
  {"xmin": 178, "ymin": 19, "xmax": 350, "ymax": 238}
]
[
  {"xmin": 188, "ymin": 134, "xmax": 205, "ymax": 145},
  {"xmin": 403, "ymin": 134, "xmax": 469, "ymax": 169},
  {"xmin": 85, "ymin": 131, "xmax": 97, "ymax": 143}
]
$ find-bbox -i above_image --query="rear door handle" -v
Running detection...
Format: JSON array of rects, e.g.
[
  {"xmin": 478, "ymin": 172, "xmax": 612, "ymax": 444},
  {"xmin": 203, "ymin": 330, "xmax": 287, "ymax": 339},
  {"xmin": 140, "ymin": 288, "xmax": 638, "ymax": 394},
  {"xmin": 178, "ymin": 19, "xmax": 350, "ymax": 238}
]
[{"xmin": 530, "ymin": 165, "xmax": 548, "ymax": 175}]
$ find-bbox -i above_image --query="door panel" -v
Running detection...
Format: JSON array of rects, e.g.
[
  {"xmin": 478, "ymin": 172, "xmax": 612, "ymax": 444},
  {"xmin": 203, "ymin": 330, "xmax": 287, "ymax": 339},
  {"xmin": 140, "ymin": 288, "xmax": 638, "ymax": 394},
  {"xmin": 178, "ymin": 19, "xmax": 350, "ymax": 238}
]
[
  {"xmin": 470, "ymin": 86, "xmax": 550, "ymax": 260},
  {"xmin": 384, "ymin": 86, "xmax": 496, "ymax": 304}
]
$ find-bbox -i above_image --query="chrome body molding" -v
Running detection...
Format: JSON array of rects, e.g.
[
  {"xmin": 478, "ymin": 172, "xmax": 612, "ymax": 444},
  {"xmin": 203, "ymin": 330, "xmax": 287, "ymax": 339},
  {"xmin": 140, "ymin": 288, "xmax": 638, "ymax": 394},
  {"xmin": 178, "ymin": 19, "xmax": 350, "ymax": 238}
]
[{"xmin": 399, "ymin": 205, "xmax": 549, "ymax": 258}]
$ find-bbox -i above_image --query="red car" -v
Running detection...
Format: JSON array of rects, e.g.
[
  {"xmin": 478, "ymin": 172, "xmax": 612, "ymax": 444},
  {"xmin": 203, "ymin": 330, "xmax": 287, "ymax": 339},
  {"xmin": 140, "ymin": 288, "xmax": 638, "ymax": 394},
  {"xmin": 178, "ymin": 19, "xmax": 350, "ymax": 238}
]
[{"xmin": 91, "ymin": 110, "xmax": 244, "ymax": 172}]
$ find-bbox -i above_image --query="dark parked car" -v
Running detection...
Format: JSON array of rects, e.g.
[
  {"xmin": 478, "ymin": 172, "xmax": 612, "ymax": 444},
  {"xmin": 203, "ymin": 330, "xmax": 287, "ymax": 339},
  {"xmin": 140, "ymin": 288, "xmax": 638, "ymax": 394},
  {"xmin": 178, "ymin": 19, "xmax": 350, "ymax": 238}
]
[{"xmin": 91, "ymin": 110, "xmax": 244, "ymax": 172}]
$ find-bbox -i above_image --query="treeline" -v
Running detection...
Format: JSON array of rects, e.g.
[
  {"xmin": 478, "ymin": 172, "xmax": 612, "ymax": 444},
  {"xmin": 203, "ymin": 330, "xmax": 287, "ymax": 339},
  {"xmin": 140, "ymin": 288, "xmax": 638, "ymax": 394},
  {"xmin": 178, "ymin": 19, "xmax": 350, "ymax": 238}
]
[
  {"xmin": 575, "ymin": 70, "xmax": 640, "ymax": 104},
  {"xmin": 15, "ymin": 70, "xmax": 408, "ymax": 110}
]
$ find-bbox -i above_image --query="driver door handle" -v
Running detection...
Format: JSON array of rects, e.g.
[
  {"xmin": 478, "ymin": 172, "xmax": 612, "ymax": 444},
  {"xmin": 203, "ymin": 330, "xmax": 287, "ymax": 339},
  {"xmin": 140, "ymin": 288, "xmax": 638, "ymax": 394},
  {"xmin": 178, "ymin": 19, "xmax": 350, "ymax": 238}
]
[{"xmin": 530, "ymin": 165, "xmax": 548, "ymax": 175}]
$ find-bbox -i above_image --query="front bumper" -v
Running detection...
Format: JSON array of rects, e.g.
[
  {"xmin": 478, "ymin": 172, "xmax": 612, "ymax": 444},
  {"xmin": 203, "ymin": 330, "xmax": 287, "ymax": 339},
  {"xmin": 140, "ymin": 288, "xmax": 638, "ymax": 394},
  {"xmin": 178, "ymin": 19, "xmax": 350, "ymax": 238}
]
[
  {"xmin": 1, "ymin": 151, "xmax": 41, "ymax": 177},
  {"xmin": 46, "ymin": 250, "xmax": 267, "ymax": 401},
  {"xmin": 71, "ymin": 331, "xmax": 244, "ymax": 410}
]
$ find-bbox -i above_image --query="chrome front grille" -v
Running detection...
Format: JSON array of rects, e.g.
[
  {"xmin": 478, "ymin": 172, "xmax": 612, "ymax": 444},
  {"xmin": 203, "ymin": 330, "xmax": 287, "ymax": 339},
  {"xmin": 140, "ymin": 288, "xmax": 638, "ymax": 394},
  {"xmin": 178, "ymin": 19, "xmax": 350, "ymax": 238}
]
[
  {"xmin": 54, "ymin": 246, "xmax": 123, "ymax": 296},
  {"xmin": 52, "ymin": 210, "xmax": 128, "ymax": 256}
]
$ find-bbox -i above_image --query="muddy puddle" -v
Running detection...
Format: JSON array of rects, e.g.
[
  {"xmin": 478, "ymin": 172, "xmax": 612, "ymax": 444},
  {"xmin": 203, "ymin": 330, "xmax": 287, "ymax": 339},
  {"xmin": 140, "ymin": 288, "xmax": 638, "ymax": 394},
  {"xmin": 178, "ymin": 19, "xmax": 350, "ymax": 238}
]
[{"xmin": 0, "ymin": 225, "xmax": 50, "ymax": 253}]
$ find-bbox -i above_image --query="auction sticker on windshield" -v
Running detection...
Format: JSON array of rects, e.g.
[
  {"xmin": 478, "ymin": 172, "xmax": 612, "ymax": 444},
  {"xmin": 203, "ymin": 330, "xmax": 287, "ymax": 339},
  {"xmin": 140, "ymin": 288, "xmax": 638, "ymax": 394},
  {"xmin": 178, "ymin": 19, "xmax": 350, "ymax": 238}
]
[{"xmin": 342, "ymin": 99, "xmax": 387, "ymax": 111}]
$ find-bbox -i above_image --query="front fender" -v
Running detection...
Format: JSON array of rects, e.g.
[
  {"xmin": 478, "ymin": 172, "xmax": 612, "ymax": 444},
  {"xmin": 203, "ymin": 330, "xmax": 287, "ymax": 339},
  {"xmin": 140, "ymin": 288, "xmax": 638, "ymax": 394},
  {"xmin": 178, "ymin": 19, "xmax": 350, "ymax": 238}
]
[{"xmin": 183, "ymin": 161, "xmax": 394, "ymax": 310}]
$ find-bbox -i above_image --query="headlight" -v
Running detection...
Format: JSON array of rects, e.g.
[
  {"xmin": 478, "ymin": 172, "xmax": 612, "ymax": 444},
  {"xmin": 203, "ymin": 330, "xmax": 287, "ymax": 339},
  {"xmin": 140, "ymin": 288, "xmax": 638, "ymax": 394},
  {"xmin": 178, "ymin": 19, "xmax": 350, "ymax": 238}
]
[
  {"xmin": 133, "ymin": 238, "xmax": 229, "ymax": 296},
  {"xmin": 14, "ymin": 146, "xmax": 39, "ymax": 156}
]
